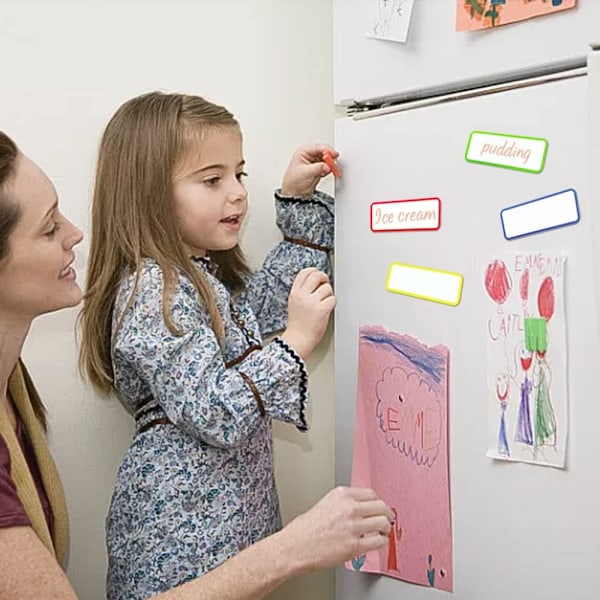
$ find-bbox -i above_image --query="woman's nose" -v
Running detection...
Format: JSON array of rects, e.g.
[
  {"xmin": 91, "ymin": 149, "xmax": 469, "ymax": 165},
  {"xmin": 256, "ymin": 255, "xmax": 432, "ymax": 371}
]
[{"xmin": 63, "ymin": 220, "xmax": 84, "ymax": 249}]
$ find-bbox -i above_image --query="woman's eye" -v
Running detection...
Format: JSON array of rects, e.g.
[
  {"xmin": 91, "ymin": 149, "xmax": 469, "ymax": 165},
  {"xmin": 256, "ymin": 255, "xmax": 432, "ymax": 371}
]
[
  {"xmin": 44, "ymin": 223, "xmax": 60, "ymax": 238},
  {"xmin": 236, "ymin": 171, "xmax": 248, "ymax": 182}
]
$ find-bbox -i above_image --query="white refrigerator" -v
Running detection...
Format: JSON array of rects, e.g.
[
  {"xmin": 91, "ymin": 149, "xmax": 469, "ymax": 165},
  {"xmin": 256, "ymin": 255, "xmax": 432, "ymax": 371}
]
[{"xmin": 334, "ymin": 2, "xmax": 600, "ymax": 599}]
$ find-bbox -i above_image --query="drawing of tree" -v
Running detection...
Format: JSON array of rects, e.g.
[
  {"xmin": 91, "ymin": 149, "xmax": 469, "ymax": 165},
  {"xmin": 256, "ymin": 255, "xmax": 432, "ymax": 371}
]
[
  {"xmin": 462, "ymin": 0, "xmax": 567, "ymax": 28},
  {"xmin": 462, "ymin": 0, "xmax": 506, "ymax": 27}
]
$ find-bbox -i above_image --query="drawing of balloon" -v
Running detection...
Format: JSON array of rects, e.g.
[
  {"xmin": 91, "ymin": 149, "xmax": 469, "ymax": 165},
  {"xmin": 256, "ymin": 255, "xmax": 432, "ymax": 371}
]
[
  {"xmin": 519, "ymin": 268, "xmax": 530, "ymax": 302},
  {"xmin": 537, "ymin": 276, "xmax": 555, "ymax": 321},
  {"xmin": 375, "ymin": 366, "xmax": 442, "ymax": 467},
  {"xmin": 484, "ymin": 260, "xmax": 512, "ymax": 309}
]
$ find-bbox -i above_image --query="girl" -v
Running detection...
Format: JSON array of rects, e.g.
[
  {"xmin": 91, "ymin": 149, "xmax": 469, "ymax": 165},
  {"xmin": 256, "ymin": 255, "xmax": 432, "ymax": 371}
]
[{"xmin": 79, "ymin": 92, "xmax": 338, "ymax": 599}]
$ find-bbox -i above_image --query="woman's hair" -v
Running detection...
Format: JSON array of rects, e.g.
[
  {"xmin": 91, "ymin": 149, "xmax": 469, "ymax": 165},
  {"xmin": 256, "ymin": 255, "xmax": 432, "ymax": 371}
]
[
  {"xmin": 0, "ymin": 131, "xmax": 47, "ymax": 428},
  {"xmin": 0, "ymin": 131, "xmax": 20, "ymax": 262},
  {"xmin": 79, "ymin": 92, "xmax": 251, "ymax": 394}
]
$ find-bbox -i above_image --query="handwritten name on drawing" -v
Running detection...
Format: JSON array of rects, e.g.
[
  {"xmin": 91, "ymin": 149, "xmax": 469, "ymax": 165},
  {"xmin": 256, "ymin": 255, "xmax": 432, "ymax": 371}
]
[
  {"xmin": 486, "ymin": 254, "xmax": 564, "ymax": 341},
  {"xmin": 375, "ymin": 366, "xmax": 442, "ymax": 467},
  {"xmin": 488, "ymin": 312, "xmax": 524, "ymax": 341},
  {"xmin": 480, "ymin": 140, "xmax": 531, "ymax": 165},
  {"xmin": 514, "ymin": 253, "xmax": 565, "ymax": 277},
  {"xmin": 386, "ymin": 406, "xmax": 441, "ymax": 452}
]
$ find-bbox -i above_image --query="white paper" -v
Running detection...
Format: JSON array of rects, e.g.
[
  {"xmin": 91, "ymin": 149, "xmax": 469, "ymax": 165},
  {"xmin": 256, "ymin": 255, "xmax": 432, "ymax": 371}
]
[
  {"xmin": 483, "ymin": 252, "xmax": 568, "ymax": 468},
  {"xmin": 367, "ymin": 0, "xmax": 416, "ymax": 44}
]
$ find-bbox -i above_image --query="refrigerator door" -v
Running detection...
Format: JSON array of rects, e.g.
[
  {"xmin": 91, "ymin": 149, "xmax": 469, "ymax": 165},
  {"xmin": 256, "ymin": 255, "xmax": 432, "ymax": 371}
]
[
  {"xmin": 335, "ymin": 68, "xmax": 600, "ymax": 599},
  {"xmin": 334, "ymin": 0, "xmax": 600, "ymax": 101}
]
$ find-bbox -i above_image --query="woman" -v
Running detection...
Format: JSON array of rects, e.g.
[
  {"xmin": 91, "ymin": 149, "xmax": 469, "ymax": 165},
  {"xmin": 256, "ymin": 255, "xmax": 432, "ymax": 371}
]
[{"xmin": 0, "ymin": 130, "xmax": 391, "ymax": 599}]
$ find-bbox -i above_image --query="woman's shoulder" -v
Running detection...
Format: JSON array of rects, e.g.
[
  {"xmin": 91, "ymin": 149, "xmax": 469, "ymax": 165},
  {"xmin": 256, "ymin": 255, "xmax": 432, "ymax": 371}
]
[
  {"xmin": 0, "ymin": 434, "xmax": 30, "ymax": 528},
  {"xmin": 0, "ymin": 434, "xmax": 10, "ymax": 476}
]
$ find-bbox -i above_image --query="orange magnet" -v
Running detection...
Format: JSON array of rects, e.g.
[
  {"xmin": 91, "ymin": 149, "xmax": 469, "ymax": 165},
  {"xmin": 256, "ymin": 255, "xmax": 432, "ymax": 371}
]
[{"xmin": 322, "ymin": 150, "xmax": 341, "ymax": 178}]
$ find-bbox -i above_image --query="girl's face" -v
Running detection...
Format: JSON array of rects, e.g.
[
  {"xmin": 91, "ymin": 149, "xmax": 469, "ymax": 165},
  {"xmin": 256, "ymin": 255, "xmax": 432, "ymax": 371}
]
[
  {"xmin": 0, "ymin": 154, "xmax": 83, "ymax": 322},
  {"xmin": 173, "ymin": 127, "xmax": 248, "ymax": 257}
]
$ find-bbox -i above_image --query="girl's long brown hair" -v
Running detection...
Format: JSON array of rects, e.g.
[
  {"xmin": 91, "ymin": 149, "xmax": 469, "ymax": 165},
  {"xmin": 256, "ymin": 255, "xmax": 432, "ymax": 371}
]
[{"xmin": 78, "ymin": 92, "xmax": 250, "ymax": 394}]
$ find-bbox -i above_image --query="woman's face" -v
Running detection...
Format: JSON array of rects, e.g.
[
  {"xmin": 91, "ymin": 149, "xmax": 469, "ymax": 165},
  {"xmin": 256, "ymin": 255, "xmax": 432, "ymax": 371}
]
[{"xmin": 0, "ymin": 153, "xmax": 83, "ymax": 322}]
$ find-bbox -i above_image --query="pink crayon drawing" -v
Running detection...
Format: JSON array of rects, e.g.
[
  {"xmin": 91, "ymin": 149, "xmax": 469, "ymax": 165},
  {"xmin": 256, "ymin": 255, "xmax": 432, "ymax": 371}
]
[
  {"xmin": 347, "ymin": 325, "xmax": 453, "ymax": 591},
  {"xmin": 375, "ymin": 366, "xmax": 442, "ymax": 467}
]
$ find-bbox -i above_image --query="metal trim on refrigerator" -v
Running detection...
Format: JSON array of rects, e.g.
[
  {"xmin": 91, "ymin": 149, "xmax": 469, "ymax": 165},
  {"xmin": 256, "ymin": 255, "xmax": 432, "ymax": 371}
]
[{"xmin": 338, "ymin": 56, "xmax": 587, "ymax": 120}]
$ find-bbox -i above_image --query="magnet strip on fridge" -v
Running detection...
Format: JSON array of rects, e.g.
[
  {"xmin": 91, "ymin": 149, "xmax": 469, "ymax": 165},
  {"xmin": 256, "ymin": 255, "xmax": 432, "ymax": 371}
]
[
  {"xmin": 465, "ymin": 130, "xmax": 548, "ymax": 174},
  {"xmin": 386, "ymin": 263, "xmax": 463, "ymax": 306},
  {"xmin": 370, "ymin": 197, "xmax": 441, "ymax": 232},
  {"xmin": 501, "ymin": 188, "xmax": 579, "ymax": 240}
]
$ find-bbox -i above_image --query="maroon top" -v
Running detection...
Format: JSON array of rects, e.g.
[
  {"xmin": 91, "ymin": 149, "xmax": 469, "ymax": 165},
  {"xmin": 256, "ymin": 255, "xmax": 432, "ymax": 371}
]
[{"xmin": 0, "ymin": 415, "xmax": 54, "ymax": 534}]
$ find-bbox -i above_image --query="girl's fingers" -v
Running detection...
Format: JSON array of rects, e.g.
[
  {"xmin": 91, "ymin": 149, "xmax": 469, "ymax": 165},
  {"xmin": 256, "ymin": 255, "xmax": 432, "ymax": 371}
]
[{"xmin": 298, "ymin": 144, "xmax": 340, "ymax": 162}]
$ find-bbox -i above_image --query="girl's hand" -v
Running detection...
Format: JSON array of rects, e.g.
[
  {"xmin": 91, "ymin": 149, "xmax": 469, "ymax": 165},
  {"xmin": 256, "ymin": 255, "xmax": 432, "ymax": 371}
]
[
  {"xmin": 281, "ymin": 267, "xmax": 336, "ymax": 360},
  {"xmin": 280, "ymin": 144, "xmax": 339, "ymax": 198}
]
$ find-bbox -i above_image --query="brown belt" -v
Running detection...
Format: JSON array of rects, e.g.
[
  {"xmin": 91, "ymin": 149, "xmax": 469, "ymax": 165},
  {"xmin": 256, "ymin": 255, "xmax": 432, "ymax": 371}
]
[{"xmin": 138, "ymin": 417, "xmax": 171, "ymax": 434}]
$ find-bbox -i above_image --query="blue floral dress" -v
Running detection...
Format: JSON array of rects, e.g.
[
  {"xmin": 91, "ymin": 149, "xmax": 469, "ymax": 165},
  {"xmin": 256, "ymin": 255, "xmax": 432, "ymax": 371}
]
[{"xmin": 105, "ymin": 190, "xmax": 334, "ymax": 600}]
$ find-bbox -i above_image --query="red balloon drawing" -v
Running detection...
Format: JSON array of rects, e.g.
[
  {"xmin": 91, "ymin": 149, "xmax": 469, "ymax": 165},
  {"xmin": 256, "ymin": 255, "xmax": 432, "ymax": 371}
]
[
  {"xmin": 519, "ymin": 268, "xmax": 530, "ymax": 302},
  {"xmin": 484, "ymin": 260, "xmax": 512, "ymax": 305},
  {"xmin": 537, "ymin": 276, "xmax": 555, "ymax": 321}
]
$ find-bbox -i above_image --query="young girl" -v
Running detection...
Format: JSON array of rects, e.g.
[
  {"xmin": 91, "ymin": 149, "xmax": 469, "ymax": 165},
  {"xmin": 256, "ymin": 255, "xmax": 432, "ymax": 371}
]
[{"xmin": 78, "ymin": 92, "xmax": 337, "ymax": 600}]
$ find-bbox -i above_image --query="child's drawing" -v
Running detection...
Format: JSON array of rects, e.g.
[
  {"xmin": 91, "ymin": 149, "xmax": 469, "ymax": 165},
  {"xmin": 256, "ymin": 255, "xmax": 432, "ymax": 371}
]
[
  {"xmin": 484, "ymin": 253, "xmax": 567, "ymax": 468},
  {"xmin": 457, "ymin": 0, "xmax": 577, "ymax": 31},
  {"xmin": 514, "ymin": 344, "xmax": 534, "ymax": 446},
  {"xmin": 347, "ymin": 325, "xmax": 453, "ymax": 591},
  {"xmin": 387, "ymin": 507, "xmax": 402, "ymax": 573},
  {"xmin": 368, "ymin": 0, "xmax": 416, "ymax": 44},
  {"xmin": 495, "ymin": 372, "xmax": 511, "ymax": 457},
  {"xmin": 375, "ymin": 365, "xmax": 442, "ymax": 467}
]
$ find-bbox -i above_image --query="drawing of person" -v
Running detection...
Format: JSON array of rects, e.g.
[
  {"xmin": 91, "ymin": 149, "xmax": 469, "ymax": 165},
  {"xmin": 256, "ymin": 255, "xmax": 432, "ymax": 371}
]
[
  {"xmin": 514, "ymin": 344, "xmax": 534, "ymax": 446},
  {"xmin": 495, "ymin": 373, "xmax": 510, "ymax": 457},
  {"xmin": 533, "ymin": 350, "xmax": 557, "ymax": 449},
  {"xmin": 387, "ymin": 507, "xmax": 402, "ymax": 573}
]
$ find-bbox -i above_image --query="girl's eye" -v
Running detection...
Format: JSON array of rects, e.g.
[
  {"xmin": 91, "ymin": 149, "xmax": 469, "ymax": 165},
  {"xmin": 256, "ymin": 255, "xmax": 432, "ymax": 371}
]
[
  {"xmin": 203, "ymin": 177, "xmax": 221, "ymax": 187},
  {"xmin": 236, "ymin": 171, "xmax": 248, "ymax": 182}
]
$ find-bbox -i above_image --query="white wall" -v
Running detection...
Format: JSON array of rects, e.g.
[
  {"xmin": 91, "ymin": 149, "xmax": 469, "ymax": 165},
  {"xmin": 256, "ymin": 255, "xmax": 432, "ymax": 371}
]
[{"xmin": 1, "ymin": 1, "xmax": 334, "ymax": 598}]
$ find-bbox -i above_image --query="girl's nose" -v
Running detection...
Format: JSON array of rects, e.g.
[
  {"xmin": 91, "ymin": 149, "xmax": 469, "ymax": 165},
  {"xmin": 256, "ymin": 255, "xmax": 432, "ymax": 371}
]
[{"xmin": 228, "ymin": 179, "xmax": 248, "ymax": 203}]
